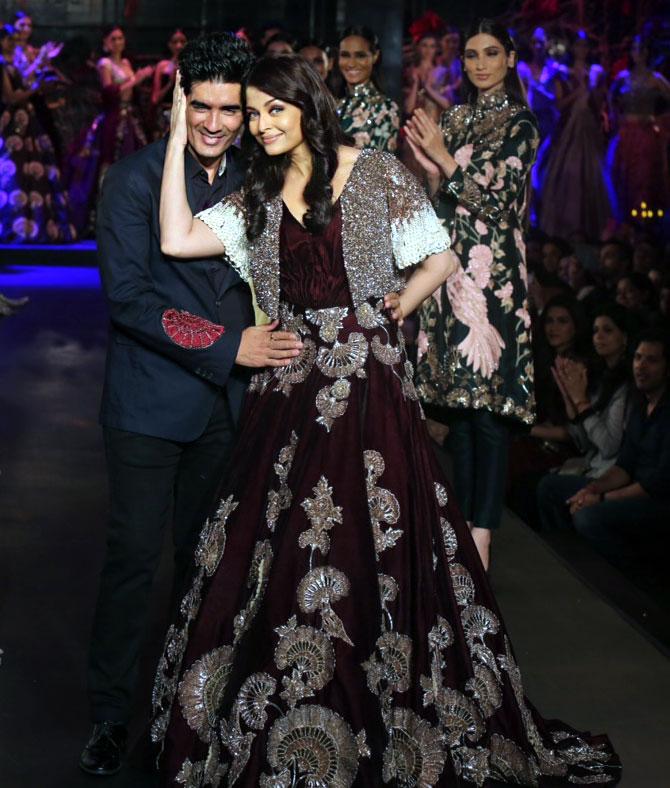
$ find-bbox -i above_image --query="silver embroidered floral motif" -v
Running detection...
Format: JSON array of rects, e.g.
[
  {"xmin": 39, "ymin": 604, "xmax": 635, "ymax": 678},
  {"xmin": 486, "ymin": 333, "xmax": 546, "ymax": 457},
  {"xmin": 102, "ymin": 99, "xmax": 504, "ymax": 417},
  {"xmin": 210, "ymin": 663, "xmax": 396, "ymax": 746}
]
[
  {"xmin": 274, "ymin": 618, "xmax": 335, "ymax": 708},
  {"xmin": 233, "ymin": 541, "xmax": 273, "ymax": 645},
  {"xmin": 249, "ymin": 369, "xmax": 272, "ymax": 394},
  {"xmin": 371, "ymin": 334, "xmax": 402, "ymax": 366},
  {"xmin": 266, "ymin": 432, "xmax": 298, "ymax": 532},
  {"xmin": 362, "ymin": 631, "xmax": 413, "ymax": 694},
  {"xmin": 274, "ymin": 338, "xmax": 316, "ymax": 397},
  {"xmin": 235, "ymin": 672, "xmax": 277, "ymax": 730},
  {"xmin": 195, "ymin": 495, "xmax": 238, "ymax": 576},
  {"xmin": 355, "ymin": 300, "xmax": 386, "ymax": 329},
  {"xmin": 434, "ymin": 482, "xmax": 449, "ymax": 507},
  {"xmin": 299, "ymin": 476, "xmax": 343, "ymax": 555},
  {"xmin": 465, "ymin": 663, "xmax": 503, "ymax": 718},
  {"xmin": 381, "ymin": 707, "xmax": 447, "ymax": 786},
  {"xmin": 297, "ymin": 565, "xmax": 353, "ymax": 645},
  {"xmin": 279, "ymin": 302, "xmax": 309, "ymax": 336},
  {"xmin": 441, "ymin": 517, "xmax": 458, "ymax": 559},
  {"xmin": 316, "ymin": 379, "xmax": 351, "ymax": 432},
  {"xmin": 450, "ymin": 563, "xmax": 476, "ymax": 606},
  {"xmin": 265, "ymin": 705, "xmax": 361, "ymax": 788},
  {"xmin": 434, "ymin": 687, "xmax": 484, "ymax": 746},
  {"xmin": 364, "ymin": 449, "xmax": 403, "ymax": 557},
  {"xmin": 490, "ymin": 733, "xmax": 541, "ymax": 785},
  {"xmin": 316, "ymin": 333, "xmax": 368, "ymax": 379},
  {"xmin": 461, "ymin": 604, "xmax": 500, "ymax": 645},
  {"xmin": 452, "ymin": 745, "xmax": 490, "ymax": 787},
  {"xmin": 305, "ymin": 306, "xmax": 349, "ymax": 343},
  {"xmin": 177, "ymin": 645, "xmax": 234, "ymax": 742}
]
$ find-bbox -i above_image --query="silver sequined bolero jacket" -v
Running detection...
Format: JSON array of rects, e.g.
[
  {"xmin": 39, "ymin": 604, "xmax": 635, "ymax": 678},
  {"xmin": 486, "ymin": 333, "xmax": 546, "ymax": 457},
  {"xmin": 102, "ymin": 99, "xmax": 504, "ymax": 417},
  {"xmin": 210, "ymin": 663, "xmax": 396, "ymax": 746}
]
[{"xmin": 197, "ymin": 149, "xmax": 451, "ymax": 319}]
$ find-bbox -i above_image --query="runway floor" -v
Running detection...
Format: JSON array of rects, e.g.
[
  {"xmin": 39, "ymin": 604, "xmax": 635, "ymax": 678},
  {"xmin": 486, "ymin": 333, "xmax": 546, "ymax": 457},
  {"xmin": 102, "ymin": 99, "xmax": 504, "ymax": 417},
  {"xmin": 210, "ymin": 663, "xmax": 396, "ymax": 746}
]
[{"xmin": 0, "ymin": 263, "xmax": 668, "ymax": 787}]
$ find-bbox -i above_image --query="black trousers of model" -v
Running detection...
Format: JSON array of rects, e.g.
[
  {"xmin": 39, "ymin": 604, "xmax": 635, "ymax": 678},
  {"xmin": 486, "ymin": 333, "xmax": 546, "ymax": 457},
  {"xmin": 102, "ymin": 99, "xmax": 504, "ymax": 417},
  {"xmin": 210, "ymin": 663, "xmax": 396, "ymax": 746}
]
[
  {"xmin": 87, "ymin": 392, "xmax": 235, "ymax": 724},
  {"xmin": 446, "ymin": 408, "xmax": 510, "ymax": 531}
]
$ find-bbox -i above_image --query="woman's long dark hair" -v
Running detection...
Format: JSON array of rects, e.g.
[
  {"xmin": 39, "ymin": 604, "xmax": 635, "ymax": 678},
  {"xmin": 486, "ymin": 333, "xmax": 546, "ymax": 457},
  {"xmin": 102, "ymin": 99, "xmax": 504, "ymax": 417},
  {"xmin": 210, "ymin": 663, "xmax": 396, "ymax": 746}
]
[
  {"xmin": 461, "ymin": 18, "xmax": 527, "ymax": 106},
  {"xmin": 243, "ymin": 54, "xmax": 351, "ymax": 240}
]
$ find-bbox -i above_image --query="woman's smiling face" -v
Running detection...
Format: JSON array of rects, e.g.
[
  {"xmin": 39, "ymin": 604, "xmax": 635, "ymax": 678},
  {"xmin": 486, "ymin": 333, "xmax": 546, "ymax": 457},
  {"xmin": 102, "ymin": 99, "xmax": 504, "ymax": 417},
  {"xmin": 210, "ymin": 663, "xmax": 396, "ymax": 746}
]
[{"xmin": 245, "ymin": 86, "xmax": 305, "ymax": 157}]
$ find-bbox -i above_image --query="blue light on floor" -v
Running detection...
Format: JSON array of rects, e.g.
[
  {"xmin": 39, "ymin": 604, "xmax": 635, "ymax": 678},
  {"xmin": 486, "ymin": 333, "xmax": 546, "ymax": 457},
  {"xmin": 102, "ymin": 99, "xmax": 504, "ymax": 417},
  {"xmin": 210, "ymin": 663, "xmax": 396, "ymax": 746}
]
[{"xmin": 0, "ymin": 265, "xmax": 101, "ymax": 289}]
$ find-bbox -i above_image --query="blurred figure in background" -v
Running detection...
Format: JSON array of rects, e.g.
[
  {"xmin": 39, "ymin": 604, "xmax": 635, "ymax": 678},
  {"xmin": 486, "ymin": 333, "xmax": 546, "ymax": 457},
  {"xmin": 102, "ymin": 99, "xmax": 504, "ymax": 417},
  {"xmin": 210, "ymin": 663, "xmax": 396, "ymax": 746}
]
[
  {"xmin": 150, "ymin": 28, "xmax": 187, "ymax": 140},
  {"xmin": 606, "ymin": 35, "xmax": 670, "ymax": 224},
  {"xmin": 0, "ymin": 24, "xmax": 75, "ymax": 242},
  {"xmin": 298, "ymin": 40, "xmax": 330, "ymax": 81},
  {"xmin": 66, "ymin": 25, "xmax": 153, "ymax": 235},
  {"xmin": 539, "ymin": 31, "xmax": 611, "ymax": 241}
]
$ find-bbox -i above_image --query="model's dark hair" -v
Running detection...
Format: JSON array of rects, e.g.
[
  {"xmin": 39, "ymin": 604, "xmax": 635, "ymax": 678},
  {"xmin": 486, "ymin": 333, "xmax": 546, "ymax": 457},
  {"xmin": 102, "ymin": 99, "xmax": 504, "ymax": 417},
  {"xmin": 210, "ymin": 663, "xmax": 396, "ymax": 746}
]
[
  {"xmin": 461, "ymin": 18, "xmax": 527, "ymax": 106},
  {"xmin": 337, "ymin": 25, "xmax": 384, "ymax": 91},
  {"xmin": 0, "ymin": 23, "xmax": 15, "ymax": 43},
  {"xmin": 243, "ymin": 54, "xmax": 351, "ymax": 241},
  {"xmin": 179, "ymin": 32, "xmax": 254, "ymax": 95}
]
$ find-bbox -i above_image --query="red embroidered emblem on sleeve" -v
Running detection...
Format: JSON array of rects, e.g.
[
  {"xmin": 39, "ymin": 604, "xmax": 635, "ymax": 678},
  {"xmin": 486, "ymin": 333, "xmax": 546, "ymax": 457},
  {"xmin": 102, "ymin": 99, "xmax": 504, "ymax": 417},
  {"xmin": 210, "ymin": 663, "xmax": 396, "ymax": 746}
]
[{"xmin": 161, "ymin": 309, "xmax": 225, "ymax": 349}]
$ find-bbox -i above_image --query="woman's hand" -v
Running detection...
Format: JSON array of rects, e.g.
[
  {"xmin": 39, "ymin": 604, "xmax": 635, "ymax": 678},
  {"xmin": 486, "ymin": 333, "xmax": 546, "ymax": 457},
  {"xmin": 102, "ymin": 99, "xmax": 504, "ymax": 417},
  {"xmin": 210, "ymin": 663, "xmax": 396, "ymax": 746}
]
[
  {"xmin": 136, "ymin": 64, "xmax": 155, "ymax": 84},
  {"xmin": 554, "ymin": 357, "xmax": 588, "ymax": 406},
  {"xmin": 405, "ymin": 108, "xmax": 456, "ymax": 176},
  {"xmin": 384, "ymin": 292, "xmax": 405, "ymax": 326},
  {"xmin": 169, "ymin": 71, "xmax": 188, "ymax": 148}
]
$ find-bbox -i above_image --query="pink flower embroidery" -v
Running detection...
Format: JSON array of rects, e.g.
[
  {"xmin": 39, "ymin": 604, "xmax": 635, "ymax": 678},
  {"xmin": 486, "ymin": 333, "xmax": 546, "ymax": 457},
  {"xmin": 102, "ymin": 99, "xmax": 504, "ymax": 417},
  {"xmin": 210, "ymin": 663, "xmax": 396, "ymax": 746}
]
[
  {"xmin": 454, "ymin": 143, "xmax": 473, "ymax": 169},
  {"xmin": 466, "ymin": 244, "xmax": 493, "ymax": 289},
  {"xmin": 474, "ymin": 219, "xmax": 488, "ymax": 236},
  {"xmin": 505, "ymin": 155, "xmax": 523, "ymax": 170},
  {"xmin": 494, "ymin": 282, "xmax": 514, "ymax": 301},
  {"xmin": 455, "ymin": 205, "xmax": 471, "ymax": 217},
  {"xmin": 515, "ymin": 305, "xmax": 531, "ymax": 329},
  {"xmin": 417, "ymin": 329, "xmax": 429, "ymax": 362}
]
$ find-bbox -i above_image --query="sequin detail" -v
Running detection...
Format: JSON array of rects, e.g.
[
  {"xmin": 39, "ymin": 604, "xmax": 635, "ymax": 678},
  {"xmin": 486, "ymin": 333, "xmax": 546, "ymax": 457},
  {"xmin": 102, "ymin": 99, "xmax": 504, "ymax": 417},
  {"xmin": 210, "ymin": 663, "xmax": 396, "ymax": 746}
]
[
  {"xmin": 161, "ymin": 309, "xmax": 225, "ymax": 349},
  {"xmin": 196, "ymin": 191, "xmax": 250, "ymax": 282}
]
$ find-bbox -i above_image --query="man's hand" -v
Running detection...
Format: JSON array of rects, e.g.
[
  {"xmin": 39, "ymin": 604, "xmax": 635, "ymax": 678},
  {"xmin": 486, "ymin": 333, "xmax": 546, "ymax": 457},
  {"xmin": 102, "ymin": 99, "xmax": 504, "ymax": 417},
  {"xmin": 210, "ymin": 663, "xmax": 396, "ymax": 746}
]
[
  {"xmin": 567, "ymin": 486, "xmax": 600, "ymax": 514},
  {"xmin": 236, "ymin": 320, "xmax": 303, "ymax": 368}
]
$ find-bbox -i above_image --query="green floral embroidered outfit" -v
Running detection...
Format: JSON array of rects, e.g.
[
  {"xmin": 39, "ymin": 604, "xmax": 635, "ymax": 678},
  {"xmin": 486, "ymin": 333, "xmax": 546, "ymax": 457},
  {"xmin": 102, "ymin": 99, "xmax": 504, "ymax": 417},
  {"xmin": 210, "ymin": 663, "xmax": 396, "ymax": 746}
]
[
  {"xmin": 337, "ymin": 81, "xmax": 400, "ymax": 154},
  {"xmin": 416, "ymin": 92, "xmax": 540, "ymax": 425}
]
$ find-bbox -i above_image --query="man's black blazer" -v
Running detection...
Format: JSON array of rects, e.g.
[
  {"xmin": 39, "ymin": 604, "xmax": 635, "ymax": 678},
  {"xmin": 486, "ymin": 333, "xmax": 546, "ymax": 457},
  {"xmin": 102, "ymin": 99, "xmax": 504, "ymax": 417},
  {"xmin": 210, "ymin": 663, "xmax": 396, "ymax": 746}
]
[{"xmin": 97, "ymin": 138, "xmax": 253, "ymax": 442}]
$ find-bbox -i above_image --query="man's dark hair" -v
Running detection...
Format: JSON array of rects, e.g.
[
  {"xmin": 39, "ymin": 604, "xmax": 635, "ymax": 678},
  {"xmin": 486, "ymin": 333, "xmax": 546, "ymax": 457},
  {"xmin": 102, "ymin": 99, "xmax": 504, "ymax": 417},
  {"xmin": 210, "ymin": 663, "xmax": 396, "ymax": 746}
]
[
  {"xmin": 179, "ymin": 32, "xmax": 254, "ymax": 95},
  {"xmin": 635, "ymin": 328, "xmax": 670, "ymax": 363}
]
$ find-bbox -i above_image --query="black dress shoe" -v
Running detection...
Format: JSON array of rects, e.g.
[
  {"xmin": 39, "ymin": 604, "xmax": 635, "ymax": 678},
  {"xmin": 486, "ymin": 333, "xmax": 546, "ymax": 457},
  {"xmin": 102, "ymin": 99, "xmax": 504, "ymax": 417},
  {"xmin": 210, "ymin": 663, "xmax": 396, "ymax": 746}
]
[{"xmin": 79, "ymin": 722, "xmax": 128, "ymax": 776}]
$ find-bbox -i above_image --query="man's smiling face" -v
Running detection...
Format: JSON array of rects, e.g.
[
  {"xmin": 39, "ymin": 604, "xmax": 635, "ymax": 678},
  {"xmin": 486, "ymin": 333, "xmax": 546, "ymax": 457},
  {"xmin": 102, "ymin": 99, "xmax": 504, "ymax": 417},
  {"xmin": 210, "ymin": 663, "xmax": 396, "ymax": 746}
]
[{"xmin": 185, "ymin": 80, "xmax": 243, "ymax": 165}]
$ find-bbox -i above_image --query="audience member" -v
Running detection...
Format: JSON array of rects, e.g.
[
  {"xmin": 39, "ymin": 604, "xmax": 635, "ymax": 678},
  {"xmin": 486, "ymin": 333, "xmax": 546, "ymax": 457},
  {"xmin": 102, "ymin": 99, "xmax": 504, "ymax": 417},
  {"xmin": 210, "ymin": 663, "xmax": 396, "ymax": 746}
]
[
  {"xmin": 615, "ymin": 271, "xmax": 659, "ymax": 326},
  {"xmin": 263, "ymin": 32, "xmax": 296, "ymax": 56},
  {"xmin": 536, "ymin": 303, "xmax": 631, "ymax": 525},
  {"xmin": 542, "ymin": 330, "xmax": 670, "ymax": 567}
]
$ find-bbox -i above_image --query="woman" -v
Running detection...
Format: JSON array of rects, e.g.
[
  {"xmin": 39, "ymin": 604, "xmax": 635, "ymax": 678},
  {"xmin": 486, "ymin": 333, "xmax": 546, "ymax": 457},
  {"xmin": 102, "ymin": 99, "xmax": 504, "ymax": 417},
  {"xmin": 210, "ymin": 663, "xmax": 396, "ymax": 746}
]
[
  {"xmin": 0, "ymin": 24, "xmax": 75, "ymax": 242},
  {"xmin": 507, "ymin": 295, "xmax": 589, "ymax": 523},
  {"xmin": 606, "ymin": 35, "xmax": 670, "ymax": 223},
  {"xmin": 11, "ymin": 10, "xmax": 63, "ymax": 79},
  {"xmin": 151, "ymin": 54, "xmax": 620, "ymax": 786},
  {"xmin": 150, "ymin": 28, "xmax": 187, "ymax": 140},
  {"xmin": 403, "ymin": 32, "xmax": 450, "ymax": 121},
  {"xmin": 615, "ymin": 271, "xmax": 659, "ymax": 325},
  {"xmin": 407, "ymin": 19, "xmax": 539, "ymax": 570},
  {"xmin": 66, "ymin": 26, "xmax": 153, "ymax": 233},
  {"xmin": 336, "ymin": 26, "xmax": 400, "ymax": 153},
  {"xmin": 539, "ymin": 31, "xmax": 611, "ymax": 240},
  {"xmin": 517, "ymin": 27, "xmax": 559, "ymax": 226},
  {"xmin": 537, "ymin": 303, "xmax": 631, "ymax": 530}
]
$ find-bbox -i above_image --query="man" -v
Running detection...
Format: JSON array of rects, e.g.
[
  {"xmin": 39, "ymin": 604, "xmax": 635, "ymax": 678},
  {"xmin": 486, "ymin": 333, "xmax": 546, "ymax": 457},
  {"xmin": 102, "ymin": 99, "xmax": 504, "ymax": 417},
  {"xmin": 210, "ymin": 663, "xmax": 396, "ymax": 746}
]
[
  {"xmin": 537, "ymin": 330, "xmax": 670, "ymax": 563},
  {"xmin": 80, "ymin": 33, "xmax": 301, "ymax": 776}
]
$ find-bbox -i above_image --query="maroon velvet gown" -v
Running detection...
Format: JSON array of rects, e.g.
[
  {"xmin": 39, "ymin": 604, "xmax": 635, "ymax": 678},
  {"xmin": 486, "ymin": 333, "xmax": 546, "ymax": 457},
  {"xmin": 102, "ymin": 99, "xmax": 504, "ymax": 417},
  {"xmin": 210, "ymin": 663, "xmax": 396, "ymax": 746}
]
[{"xmin": 152, "ymin": 204, "xmax": 621, "ymax": 787}]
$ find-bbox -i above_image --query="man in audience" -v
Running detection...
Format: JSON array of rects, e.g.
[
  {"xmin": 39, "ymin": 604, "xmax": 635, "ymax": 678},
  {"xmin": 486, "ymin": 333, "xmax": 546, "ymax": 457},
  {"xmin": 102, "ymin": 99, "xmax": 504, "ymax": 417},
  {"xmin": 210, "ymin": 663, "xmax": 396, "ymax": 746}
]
[{"xmin": 540, "ymin": 330, "xmax": 670, "ymax": 564}]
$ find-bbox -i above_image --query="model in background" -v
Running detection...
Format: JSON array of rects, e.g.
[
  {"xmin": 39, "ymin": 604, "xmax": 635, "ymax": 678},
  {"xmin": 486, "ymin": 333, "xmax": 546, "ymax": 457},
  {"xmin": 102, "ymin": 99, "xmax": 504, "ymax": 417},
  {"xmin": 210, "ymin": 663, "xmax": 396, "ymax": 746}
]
[
  {"xmin": 150, "ymin": 28, "xmax": 187, "ymax": 140},
  {"xmin": 336, "ymin": 25, "xmax": 400, "ymax": 153}
]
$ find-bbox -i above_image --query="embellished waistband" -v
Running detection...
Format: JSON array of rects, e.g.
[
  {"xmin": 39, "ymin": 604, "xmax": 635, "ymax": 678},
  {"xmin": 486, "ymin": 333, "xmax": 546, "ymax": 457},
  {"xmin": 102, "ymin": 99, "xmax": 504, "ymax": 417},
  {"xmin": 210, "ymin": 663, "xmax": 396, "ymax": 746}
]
[{"xmin": 279, "ymin": 300, "xmax": 388, "ymax": 344}]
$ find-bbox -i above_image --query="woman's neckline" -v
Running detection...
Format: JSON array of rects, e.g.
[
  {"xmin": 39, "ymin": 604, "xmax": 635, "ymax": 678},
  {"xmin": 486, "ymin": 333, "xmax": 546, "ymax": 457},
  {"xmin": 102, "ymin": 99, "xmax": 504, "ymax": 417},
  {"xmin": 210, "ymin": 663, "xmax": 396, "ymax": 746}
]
[{"xmin": 281, "ymin": 148, "xmax": 365, "ymax": 228}]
